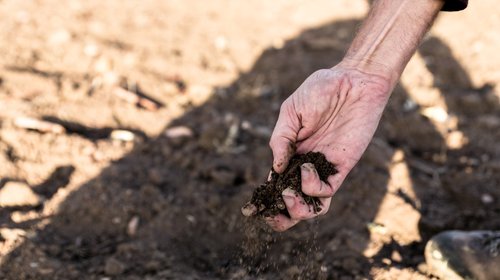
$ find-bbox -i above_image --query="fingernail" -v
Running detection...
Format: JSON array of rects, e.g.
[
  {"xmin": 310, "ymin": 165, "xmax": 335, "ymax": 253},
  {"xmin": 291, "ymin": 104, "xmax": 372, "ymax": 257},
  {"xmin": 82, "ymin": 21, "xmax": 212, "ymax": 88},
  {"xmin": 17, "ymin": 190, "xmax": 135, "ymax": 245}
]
[
  {"xmin": 300, "ymin": 162, "xmax": 315, "ymax": 173},
  {"xmin": 282, "ymin": 188, "xmax": 296, "ymax": 207},
  {"xmin": 301, "ymin": 163, "xmax": 314, "ymax": 177},
  {"xmin": 282, "ymin": 188, "xmax": 296, "ymax": 196}
]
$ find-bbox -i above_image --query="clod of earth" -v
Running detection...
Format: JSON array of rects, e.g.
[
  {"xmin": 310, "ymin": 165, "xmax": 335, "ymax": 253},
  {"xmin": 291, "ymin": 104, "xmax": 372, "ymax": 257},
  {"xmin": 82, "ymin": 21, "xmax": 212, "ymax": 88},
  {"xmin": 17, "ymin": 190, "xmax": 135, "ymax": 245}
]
[{"xmin": 242, "ymin": 152, "xmax": 337, "ymax": 217}]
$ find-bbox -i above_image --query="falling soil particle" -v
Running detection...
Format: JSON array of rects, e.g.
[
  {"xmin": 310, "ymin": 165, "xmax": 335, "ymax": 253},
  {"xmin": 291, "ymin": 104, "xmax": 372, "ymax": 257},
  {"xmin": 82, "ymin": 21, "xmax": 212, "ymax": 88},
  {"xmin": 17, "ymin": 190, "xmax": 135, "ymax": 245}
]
[{"xmin": 244, "ymin": 152, "xmax": 337, "ymax": 217}]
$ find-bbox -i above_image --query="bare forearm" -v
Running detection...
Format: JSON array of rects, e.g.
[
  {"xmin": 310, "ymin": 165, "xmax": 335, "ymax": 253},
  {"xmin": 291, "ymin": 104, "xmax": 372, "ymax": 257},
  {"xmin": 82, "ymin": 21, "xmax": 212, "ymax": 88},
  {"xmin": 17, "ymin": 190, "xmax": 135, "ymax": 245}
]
[{"xmin": 340, "ymin": 0, "xmax": 444, "ymax": 87}]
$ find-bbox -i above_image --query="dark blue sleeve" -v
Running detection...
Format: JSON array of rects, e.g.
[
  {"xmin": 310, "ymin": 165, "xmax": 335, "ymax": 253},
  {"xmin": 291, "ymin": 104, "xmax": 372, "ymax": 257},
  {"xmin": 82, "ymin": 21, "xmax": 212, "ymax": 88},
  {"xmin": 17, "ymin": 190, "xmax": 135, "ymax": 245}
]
[{"xmin": 442, "ymin": 0, "xmax": 468, "ymax": 11}]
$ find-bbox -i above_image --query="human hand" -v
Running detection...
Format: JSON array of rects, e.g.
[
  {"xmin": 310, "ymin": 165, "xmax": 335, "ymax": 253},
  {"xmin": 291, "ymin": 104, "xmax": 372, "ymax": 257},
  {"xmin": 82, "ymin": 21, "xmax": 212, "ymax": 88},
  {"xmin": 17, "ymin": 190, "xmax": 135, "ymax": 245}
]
[{"xmin": 266, "ymin": 64, "xmax": 392, "ymax": 231}]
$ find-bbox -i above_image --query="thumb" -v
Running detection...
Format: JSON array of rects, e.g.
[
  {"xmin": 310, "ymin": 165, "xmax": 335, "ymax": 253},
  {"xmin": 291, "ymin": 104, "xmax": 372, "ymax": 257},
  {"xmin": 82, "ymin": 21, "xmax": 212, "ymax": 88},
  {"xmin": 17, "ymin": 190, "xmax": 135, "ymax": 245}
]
[{"xmin": 269, "ymin": 102, "xmax": 300, "ymax": 173}]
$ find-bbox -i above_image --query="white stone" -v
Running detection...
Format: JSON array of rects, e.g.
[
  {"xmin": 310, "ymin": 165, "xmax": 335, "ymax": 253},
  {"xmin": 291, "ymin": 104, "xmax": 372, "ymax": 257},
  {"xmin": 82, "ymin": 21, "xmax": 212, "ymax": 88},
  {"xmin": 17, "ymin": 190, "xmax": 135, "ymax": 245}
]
[
  {"xmin": 421, "ymin": 107, "xmax": 449, "ymax": 123},
  {"xmin": 164, "ymin": 126, "xmax": 193, "ymax": 139},
  {"xmin": 110, "ymin": 130, "xmax": 135, "ymax": 142},
  {"xmin": 0, "ymin": 228, "xmax": 26, "ymax": 241},
  {"xmin": 446, "ymin": 131, "xmax": 467, "ymax": 150},
  {"xmin": 481, "ymin": 193, "xmax": 494, "ymax": 204},
  {"xmin": 127, "ymin": 216, "xmax": 140, "ymax": 236},
  {"xmin": 0, "ymin": 181, "xmax": 42, "ymax": 207}
]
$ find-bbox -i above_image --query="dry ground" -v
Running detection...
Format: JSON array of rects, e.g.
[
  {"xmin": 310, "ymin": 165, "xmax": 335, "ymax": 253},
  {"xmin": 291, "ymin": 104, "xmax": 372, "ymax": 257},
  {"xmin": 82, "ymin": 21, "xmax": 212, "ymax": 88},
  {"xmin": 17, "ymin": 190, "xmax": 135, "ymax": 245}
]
[{"xmin": 0, "ymin": 0, "xmax": 499, "ymax": 279}]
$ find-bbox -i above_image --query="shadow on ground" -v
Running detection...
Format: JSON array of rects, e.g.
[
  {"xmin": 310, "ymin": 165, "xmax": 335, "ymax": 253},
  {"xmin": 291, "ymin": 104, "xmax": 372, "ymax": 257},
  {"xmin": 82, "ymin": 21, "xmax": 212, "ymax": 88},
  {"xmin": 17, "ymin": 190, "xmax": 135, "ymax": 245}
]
[{"xmin": 1, "ymin": 17, "xmax": 499, "ymax": 279}]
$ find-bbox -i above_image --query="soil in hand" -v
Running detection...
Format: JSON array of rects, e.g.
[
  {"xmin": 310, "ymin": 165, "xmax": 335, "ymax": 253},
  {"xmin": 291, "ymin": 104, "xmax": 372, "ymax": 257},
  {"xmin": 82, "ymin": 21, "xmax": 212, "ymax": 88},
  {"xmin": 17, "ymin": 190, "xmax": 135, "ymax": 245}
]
[{"xmin": 243, "ymin": 152, "xmax": 337, "ymax": 217}]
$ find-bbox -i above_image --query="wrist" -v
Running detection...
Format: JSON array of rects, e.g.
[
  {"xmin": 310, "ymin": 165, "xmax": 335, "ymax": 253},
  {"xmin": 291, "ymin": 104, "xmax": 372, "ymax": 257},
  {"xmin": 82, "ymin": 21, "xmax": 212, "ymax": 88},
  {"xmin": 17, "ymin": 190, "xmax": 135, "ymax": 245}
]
[
  {"xmin": 339, "ymin": 0, "xmax": 443, "ymax": 89},
  {"xmin": 337, "ymin": 57, "xmax": 400, "ymax": 87}
]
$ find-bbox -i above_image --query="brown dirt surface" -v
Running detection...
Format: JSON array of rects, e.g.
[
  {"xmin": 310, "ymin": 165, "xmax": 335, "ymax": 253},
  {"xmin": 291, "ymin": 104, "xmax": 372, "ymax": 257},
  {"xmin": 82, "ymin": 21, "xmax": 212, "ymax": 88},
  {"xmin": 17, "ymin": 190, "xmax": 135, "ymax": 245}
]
[
  {"xmin": 0, "ymin": 0, "xmax": 499, "ymax": 279},
  {"xmin": 247, "ymin": 152, "xmax": 337, "ymax": 217}
]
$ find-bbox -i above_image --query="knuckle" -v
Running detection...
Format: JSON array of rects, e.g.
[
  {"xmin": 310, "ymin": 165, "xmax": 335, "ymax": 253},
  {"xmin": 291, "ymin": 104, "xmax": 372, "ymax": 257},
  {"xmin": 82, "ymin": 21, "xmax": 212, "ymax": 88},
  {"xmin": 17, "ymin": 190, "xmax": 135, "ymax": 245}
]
[
  {"xmin": 291, "ymin": 208, "xmax": 313, "ymax": 220},
  {"xmin": 269, "ymin": 137, "xmax": 286, "ymax": 152},
  {"xmin": 301, "ymin": 174, "xmax": 316, "ymax": 186},
  {"xmin": 291, "ymin": 213, "xmax": 308, "ymax": 220},
  {"xmin": 311, "ymin": 68, "xmax": 333, "ymax": 78},
  {"xmin": 279, "ymin": 98, "xmax": 291, "ymax": 112},
  {"xmin": 302, "ymin": 182, "xmax": 320, "ymax": 196},
  {"xmin": 268, "ymin": 137, "xmax": 276, "ymax": 149}
]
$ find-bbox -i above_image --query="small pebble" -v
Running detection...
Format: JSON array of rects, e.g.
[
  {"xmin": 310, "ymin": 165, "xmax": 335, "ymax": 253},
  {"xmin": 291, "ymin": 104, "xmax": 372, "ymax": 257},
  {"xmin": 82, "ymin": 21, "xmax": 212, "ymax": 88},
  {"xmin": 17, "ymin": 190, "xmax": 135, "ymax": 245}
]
[
  {"xmin": 14, "ymin": 117, "xmax": 65, "ymax": 134},
  {"xmin": 421, "ymin": 106, "xmax": 448, "ymax": 123},
  {"xmin": 0, "ymin": 181, "xmax": 42, "ymax": 207},
  {"xmin": 104, "ymin": 258, "xmax": 125, "ymax": 276},
  {"xmin": 127, "ymin": 216, "xmax": 140, "ymax": 236},
  {"xmin": 186, "ymin": 215, "xmax": 196, "ymax": 224},
  {"xmin": 481, "ymin": 193, "xmax": 494, "ymax": 204},
  {"xmin": 0, "ymin": 228, "xmax": 26, "ymax": 241},
  {"xmin": 110, "ymin": 130, "xmax": 135, "ymax": 142},
  {"xmin": 164, "ymin": 126, "xmax": 193, "ymax": 139}
]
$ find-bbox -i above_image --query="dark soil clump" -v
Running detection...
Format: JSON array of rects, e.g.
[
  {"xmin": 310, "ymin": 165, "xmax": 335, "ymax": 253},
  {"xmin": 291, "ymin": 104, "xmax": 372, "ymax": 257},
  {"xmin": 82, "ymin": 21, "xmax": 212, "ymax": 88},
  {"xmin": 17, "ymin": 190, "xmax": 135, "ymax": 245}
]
[{"xmin": 246, "ymin": 152, "xmax": 337, "ymax": 217}]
